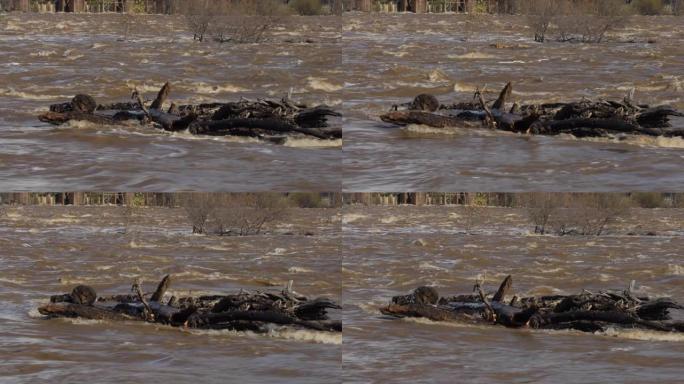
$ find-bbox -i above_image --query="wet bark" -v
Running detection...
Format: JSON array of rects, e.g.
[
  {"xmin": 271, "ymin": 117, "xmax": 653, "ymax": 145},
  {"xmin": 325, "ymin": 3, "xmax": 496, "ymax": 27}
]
[
  {"xmin": 381, "ymin": 83, "xmax": 684, "ymax": 139},
  {"xmin": 38, "ymin": 83, "xmax": 342, "ymax": 143},
  {"xmin": 382, "ymin": 275, "xmax": 684, "ymax": 334},
  {"xmin": 37, "ymin": 275, "xmax": 341, "ymax": 334}
]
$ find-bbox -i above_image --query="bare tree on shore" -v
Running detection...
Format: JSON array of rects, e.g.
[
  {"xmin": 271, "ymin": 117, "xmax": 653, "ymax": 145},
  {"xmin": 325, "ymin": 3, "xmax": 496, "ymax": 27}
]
[
  {"xmin": 524, "ymin": 0, "xmax": 629, "ymax": 43},
  {"xmin": 181, "ymin": 193, "xmax": 289, "ymax": 236},
  {"xmin": 522, "ymin": 0, "xmax": 561, "ymax": 42},
  {"xmin": 212, "ymin": 0, "xmax": 290, "ymax": 44}
]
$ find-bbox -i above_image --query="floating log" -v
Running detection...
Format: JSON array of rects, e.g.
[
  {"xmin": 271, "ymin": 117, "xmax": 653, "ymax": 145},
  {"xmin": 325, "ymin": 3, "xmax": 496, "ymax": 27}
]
[
  {"xmin": 382, "ymin": 275, "xmax": 683, "ymax": 335},
  {"xmin": 38, "ymin": 274, "xmax": 341, "ymax": 335},
  {"xmin": 380, "ymin": 83, "xmax": 684, "ymax": 139},
  {"xmin": 38, "ymin": 83, "xmax": 342, "ymax": 144}
]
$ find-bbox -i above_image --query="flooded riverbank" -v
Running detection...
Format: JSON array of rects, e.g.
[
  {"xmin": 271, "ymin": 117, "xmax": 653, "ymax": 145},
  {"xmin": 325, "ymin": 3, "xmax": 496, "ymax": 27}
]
[
  {"xmin": 342, "ymin": 205, "xmax": 684, "ymax": 383},
  {"xmin": 0, "ymin": 206, "xmax": 341, "ymax": 383},
  {"xmin": 342, "ymin": 14, "xmax": 684, "ymax": 191},
  {"xmin": 0, "ymin": 13, "xmax": 342, "ymax": 191}
]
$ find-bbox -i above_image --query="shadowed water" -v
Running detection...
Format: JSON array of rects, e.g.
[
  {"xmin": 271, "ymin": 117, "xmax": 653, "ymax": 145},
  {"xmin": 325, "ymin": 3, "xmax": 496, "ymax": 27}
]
[
  {"xmin": 342, "ymin": 14, "xmax": 684, "ymax": 191},
  {"xmin": 342, "ymin": 205, "xmax": 684, "ymax": 383},
  {"xmin": 0, "ymin": 13, "xmax": 342, "ymax": 191},
  {"xmin": 0, "ymin": 206, "xmax": 341, "ymax": 383}
]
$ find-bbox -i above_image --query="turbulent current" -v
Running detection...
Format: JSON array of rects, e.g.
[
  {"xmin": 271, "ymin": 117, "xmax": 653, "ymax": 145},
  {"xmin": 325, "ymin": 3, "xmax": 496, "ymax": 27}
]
[
  {"xmin": 342, "ymin": 205, "xmax": 684, "ymax": 383},
  {"xmin": 342, "ymin": 13, "xmax": 684, "ymax": 191},
  {"xmin": 3, "ymin": 13, "xmax": 684, "ymax": 190},
  {"xmin": 0, "ymin": 13, "xmax": 342, "ymax": 191},
  {"xmin": 0, "ymin": 206, "xmax": 342, "ymax": 383}
]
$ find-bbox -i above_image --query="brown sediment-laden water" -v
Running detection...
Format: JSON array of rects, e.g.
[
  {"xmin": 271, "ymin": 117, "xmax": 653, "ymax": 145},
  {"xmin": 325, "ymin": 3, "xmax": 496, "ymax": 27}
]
[
  {"xmin": 0, "ymin": 206, "xmax": 341, "ymax": 383},
  {"xmin": 342, "ymin": 205, "xmax": 684, "ymax": 383},
  {"xmin": 342, "ymin": 14, "xmax": 684, "ymax": 191},
  {"xmin": 0, "ymin": 13, "xmax": 342, "ymax": 191}
]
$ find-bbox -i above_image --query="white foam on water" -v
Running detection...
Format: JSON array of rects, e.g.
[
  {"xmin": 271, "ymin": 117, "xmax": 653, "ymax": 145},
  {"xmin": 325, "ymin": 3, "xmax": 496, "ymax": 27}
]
[
  {"xmin": 185, "ymin": 327, "xmax": 341, "ymax": 344},
  {"xmin": 190, "ymin": 82, "xmax": 248, "ymax": 94},
  {"xmin": 0, "ymin": 277, "xmax": 27, "ymax": 285},
  {"xmin": 667, "ymin": 264, "xmax": 683, "ymax": 275},
  {"xmin": 427, "ymin": 69, "xmax": 451, "ymax": 83},
  {"xmin": 128, "ymin": 240, "xmax": 159, "ymax": 249},
  {"xmin": 1, "ymin": 87, "xmax": 70, "ymax": 101},
  {"xmin": 602, "ymin": 327, "xmax": 684, "ymax": 342},
  {"xmin": 566, "ymin": 134, "xmax": 684, "ymax": 149},
  {"xmin": 447, "ymin": 52, "xmax": 496, "ymax": 60},
  {"xmin": 283, "ymin": 137, "xmax": 342, "ymax": 148},
  {"xmin": 30, "ymin": 50, "xmax": 57, "ymax": 57},
  {"xmin": 342, "ymin": 213, "xmax": 366, "ymax": 224},
  {"xmin": 307, "ymin": 77, "xmax": 343, "ymax": 92},
  {"xmin": 418, "ymin": 262, "xmax": 448, "ymax": 272},
  {"xmin": 383, "ymin": 50, "xmax": 409, "ymax": 58},
  {"xmin": 380, "ymin": 216, "xmax": 399, "ymax": 224},
  {"xmin": 288, "ymin": 266, "xmax": 313, "ymax": 273},
  {"xmin": 267, "ymin": 328, "xmax": 342, "ymax": 344}
]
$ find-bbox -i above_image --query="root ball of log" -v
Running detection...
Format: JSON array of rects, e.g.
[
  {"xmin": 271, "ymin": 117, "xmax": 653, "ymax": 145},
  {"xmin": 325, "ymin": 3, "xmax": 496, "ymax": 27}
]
[
  {"xmin": 410, "ymin": 94, "xmax": 440, "ymax": 112},
  {"xmin": 383, "ymin": 275, "xmax": 684, "ymax": 335},
  {"xmin": 392, "ymin": 286, "xmax": 439, "ymax": 305},
  {"xmin": 72, "ymin": 94, "xmax": 97, "ymax": 114},
  {"xmin": 71, "ymin": 285, "xmax": 97, "ymax": 306},
  {"xmin": 381, "ymin": 82, "xmax": 684, "ymax": 139}
]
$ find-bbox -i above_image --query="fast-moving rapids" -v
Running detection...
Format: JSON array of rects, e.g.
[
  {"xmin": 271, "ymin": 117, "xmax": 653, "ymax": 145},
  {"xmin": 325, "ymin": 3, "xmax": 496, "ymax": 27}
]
[
  {"xmin": 0, "ymin": 13, "xmax": 342, "ymax": 191},
  {"xmin": 342, "ymin": 205, "xmax": 684, "ymax": 383},
  {"xmin": 342, "ymin": 14, "xmax": 684, "ymax": 191},
  {"xmin": 0, "ymin": 206, "xmax": 341, "ymax": 383}
]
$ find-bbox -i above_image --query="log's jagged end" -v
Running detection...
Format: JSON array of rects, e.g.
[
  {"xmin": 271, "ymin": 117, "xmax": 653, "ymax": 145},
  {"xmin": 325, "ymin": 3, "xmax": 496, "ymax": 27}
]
[{"xmin": 382, "ymin": 274, "xmax": 684, "ymax": 334}]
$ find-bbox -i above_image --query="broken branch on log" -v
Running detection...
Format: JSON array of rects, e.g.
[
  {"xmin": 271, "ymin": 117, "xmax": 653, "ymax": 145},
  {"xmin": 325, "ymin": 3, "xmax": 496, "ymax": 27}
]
[
  {"xmin": 381, "ymin": 83, "xmax": 684, "ymax": 140},
  {"xmin": 382, "ymin": 275, "xmax": 683, "ymax": 335},
  {"xmin": 37, "ymin": 274, "xmax": 341, "ymax": 335},
  {"xmin": 38, "ymin": 82, "xmax": 342, "ymax": 144}
]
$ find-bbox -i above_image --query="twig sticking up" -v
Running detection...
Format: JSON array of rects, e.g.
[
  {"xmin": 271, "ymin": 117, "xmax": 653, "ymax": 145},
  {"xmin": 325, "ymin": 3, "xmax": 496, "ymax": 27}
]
[
  {"xmin": 492, "ymin": 82, "xmax": 512, "ymax": 111},
  {"xmin": 475, "ymin": 86, "xmax": 496, "ymax": 129},
  {"xmin": 132, "ymin": 278, "xmax": 154, "ymax": 321},
  {"xmin": 473, "ymin": 277, "xmax": 496, "ymax": 322},
  {"xmin": 151, "ymin": 274, "xmax": 171, "ymax": 303},
  {"xmin": 132, "ymin": 88, "xmax": 150, "ymax": 119}
]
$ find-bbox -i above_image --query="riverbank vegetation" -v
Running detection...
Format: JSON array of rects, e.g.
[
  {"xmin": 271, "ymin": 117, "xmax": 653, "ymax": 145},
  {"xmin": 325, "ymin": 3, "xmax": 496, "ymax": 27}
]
[{"xmin": 344, "ymin": 192, "xmax": 684, "ymax": 236}]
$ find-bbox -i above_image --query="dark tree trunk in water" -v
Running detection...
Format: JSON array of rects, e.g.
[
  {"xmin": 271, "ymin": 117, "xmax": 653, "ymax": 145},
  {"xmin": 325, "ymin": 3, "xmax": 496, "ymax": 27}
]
[
  {"xmin": 37, "ymin": 82, "xmax": 342, "ymax": 143},
  {"xmin": 38, "ymin": 275, "xmax": 341, "ymax": 334},
  {"xmin": 380, "ymin": 82, "xmax": 684, "ymax": 139},
  {"xmin": 382, "ymin": 275, "xmax": 684, "ymax": 334}
]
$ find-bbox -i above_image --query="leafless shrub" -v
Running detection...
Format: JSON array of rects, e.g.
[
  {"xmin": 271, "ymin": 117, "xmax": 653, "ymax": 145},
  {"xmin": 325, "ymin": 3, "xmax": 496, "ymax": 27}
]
[
  {"xmin": 212, "ymin": 193, "xmax": 289, "ymax": 236},
  {"xmin": 522, "ymin": 0, "xmax": 562, "ymax": 42},
  {"xmin": 555, "ymin": 0, "xmax": 629, "ymax": 43},
  {"xmin": 673, "ymin": 0, "xmax": 683, "ymax": 15},
  {"xmin": 524, "ymin": 0, "xmax": 628, "ymax": 43},
  {"xmin": 550, "ymin": 194, "xmax": 630, "ymax": 236},
  {"xmin": 671, "ymin": 193, "xmax": 684, "ymax": 208},
  {"xmin": 181, "ymin": 193, "xmax": 215, "ymax": 234},
  {"xmin": 459, "ymin": 193, "xmax": 488, "ymax": 233},
  {"xmin": 630, "ymin": 192, "xmax": 666, "ymax": 208},
  {"xmin": 290, "ymin": 0, "xmax": 323, "ymax": 15},
  {"xmin": 288, "ymin": 192, "xmax": 325, "ymax": 208},
  {"xmin": 632, "ymin": 0, "xmax": 665, "ymax": 15},
  {"xmin": 212, "ymin": 0, "xmax": 290, "ymax": 44},
  {"xmin": 516, "ymin": 192, "xmax": 562, "ymax": 235},
  {"xmin": 183, "ymin": 0, "xmax": 215, "ymax": 42}
]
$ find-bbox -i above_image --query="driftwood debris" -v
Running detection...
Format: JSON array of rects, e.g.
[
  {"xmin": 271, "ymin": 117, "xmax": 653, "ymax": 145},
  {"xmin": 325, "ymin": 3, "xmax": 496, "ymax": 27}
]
[
  {"xmin": 39, "ymin": 275, "xmax": 341, "ymax": 334},
  {"xmin": 381, "ymin": 82, "xmax": 684, "ymax": 139},
  {"xmin": 381, "ymin": 275, "xmax": 684, "ymax": 334},
  {"xmin": 38, "ymin": 82, "xmax": 342, "ymax": 143}
]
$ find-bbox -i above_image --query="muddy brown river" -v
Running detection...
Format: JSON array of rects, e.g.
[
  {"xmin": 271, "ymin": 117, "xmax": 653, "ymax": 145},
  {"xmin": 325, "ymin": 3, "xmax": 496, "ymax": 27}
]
[
  {"xmin": 0, "ymin": 13, "xmax": 342, "ymax": 191},
  {"xmin": 0, "ymin": 206, "xmax": 341, "ymax": 383},
  {"xmin": 342, "ymin": 14, "xmax": 684, "ymax": 191},
  {"xmin": 3, "ymin": 13, "xmax": 684, "ymax": 191},
  {"xmin": 342, "ymin": 205, "xmax": 684, "ymax": 383}
]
